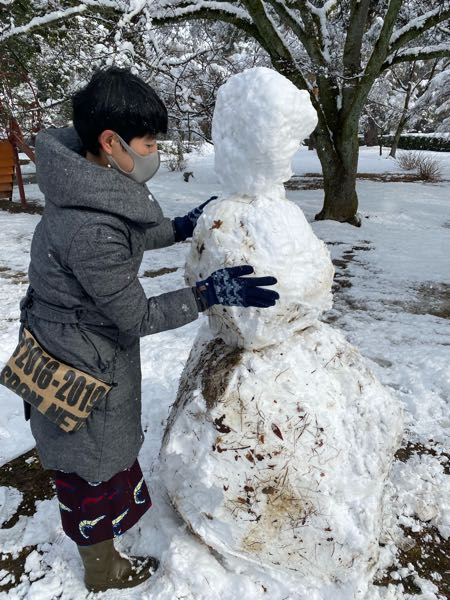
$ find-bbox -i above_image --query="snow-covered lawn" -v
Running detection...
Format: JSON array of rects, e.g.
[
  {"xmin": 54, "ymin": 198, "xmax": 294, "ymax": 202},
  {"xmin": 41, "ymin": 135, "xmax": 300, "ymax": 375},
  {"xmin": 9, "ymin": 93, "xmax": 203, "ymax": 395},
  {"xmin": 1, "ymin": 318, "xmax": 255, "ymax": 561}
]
[{"xmin": 0, "ymin": 146, "xmax": 449, "ymax": 599}]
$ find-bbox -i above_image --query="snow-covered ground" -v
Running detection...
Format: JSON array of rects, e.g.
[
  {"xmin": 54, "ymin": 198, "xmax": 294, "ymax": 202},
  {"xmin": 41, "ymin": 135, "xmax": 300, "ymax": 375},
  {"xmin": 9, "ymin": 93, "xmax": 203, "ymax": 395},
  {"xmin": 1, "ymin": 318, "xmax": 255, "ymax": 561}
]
[{"xmin": 0, "ymin": 146, "xmax": 449, "ymax": 599}]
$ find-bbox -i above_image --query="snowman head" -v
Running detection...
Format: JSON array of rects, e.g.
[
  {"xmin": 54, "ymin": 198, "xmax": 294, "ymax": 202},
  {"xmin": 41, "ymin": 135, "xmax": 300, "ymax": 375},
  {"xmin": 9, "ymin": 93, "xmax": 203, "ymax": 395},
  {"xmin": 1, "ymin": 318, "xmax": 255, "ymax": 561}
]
[
  {"xmin": 186, "ymin": 68, "xmax": 331, "ymax": 350},
  {"xmin": 212, "ymin": 67, "xmax": 318, "ymax": 196}
]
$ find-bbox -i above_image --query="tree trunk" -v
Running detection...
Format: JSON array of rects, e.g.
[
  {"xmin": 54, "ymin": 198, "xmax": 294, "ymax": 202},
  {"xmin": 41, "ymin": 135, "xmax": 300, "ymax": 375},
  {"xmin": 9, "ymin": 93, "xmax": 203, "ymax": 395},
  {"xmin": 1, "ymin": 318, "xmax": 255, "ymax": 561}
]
[
  {"xmin": 364, "ymin": 118, "xmax": 378, "ymax": 146},
  {"xmin": 389, "ymin": 114, "xmax": 408, "ymax": 158},
  {"xmin": 390, "ymin": 71, "xmax": 415, "ymax": 159},
  {"xmin": 314, "ymin": 121, "xmax": 361, "ymax": 226}
]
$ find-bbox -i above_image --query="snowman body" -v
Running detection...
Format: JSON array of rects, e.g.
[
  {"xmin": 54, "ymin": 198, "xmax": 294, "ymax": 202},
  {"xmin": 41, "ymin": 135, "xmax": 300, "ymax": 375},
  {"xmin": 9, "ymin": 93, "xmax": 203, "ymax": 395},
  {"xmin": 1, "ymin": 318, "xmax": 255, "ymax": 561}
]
[{"xmin": 160, "ymin": 67, "xmax": 403, "ymax": 589}]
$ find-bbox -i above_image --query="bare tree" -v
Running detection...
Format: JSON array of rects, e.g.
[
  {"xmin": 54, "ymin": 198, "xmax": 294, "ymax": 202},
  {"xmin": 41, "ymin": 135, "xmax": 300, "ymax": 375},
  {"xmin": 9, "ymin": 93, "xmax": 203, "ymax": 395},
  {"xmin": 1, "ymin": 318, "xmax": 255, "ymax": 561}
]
[
  {"xmin": 388, "ymin": 59, "xmax": 444, "ymax": 158},
  {"xmin": 150, "ymin": 0, "xmax": 450, "ymax": 224},
  {"xmin": 411, "ymin": 61, "xmax": 450, "ymax": 133},
  {"xmin": 2, "ymin": 0, "xmax": 450, "ymax": 224}
]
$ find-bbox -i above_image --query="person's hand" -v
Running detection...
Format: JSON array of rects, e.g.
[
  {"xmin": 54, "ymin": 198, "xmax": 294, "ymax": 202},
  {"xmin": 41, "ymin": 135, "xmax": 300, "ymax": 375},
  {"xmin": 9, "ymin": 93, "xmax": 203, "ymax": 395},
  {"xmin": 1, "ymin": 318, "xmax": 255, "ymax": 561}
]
[
  {"xmin": 193, "ymin": 265, "xmax": 279, "ymax": 311},
  {"xmin": 172, "ymin": 196, "xmax": 218, "ymax": 242}
]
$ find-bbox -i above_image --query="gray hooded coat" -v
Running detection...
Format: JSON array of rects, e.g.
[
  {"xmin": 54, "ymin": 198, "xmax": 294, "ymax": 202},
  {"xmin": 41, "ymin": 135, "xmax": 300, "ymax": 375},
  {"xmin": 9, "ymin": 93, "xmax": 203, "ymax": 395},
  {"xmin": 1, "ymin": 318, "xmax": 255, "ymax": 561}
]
[{"xmin": 23, "ymin": 127, "xmax": 199, "ymax": 481}]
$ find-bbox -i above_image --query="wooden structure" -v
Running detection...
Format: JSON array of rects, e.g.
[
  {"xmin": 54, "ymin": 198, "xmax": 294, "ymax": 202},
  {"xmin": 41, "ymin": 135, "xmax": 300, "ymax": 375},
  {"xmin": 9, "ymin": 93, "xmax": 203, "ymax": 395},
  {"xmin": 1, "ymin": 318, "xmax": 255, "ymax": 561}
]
[
  {"xmin": 0, "ymin": 139, "xmax": 15, "ymax": 201},
  {"xmin": 0, "ymin": 84, "xmax": 37, "ymax": 208},
  {"xmin": 0, "ymin": 117, "xmax": 36, "ymax": 208}
]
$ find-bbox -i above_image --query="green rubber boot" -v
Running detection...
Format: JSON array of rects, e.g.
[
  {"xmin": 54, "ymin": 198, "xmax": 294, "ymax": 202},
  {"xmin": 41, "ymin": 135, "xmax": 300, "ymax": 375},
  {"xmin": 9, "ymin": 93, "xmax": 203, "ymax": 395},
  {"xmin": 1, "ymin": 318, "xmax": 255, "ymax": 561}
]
[{"xmin": 77, "ymin": 538, "xmax": 158, "ymax": 593}]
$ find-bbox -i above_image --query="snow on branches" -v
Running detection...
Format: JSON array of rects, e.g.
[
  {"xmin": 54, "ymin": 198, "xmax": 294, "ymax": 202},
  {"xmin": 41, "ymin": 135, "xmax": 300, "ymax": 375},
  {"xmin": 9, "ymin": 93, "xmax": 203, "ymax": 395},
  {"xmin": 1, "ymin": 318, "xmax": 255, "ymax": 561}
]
[
  {"xmin": 0, "ymin": 0, "xmax": 127, "ymax": 43},
  {"xmin": 389, "ymin": 5, "xmax": 450, "ymax": 50},
  {"xmin": 0, "ymin": 5, "xmax": 89, "ymax": 42},
  {"xmin": 1, "ymin": 0, "xmax": 449, "ymax": 221}
]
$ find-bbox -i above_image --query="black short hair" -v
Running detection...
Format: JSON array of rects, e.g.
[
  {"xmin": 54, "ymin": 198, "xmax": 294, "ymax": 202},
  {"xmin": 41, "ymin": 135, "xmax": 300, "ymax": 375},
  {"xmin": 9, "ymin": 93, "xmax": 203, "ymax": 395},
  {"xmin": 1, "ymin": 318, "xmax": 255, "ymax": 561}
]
[{"xmin": 72, "ymin": 66, "xmax": 168, "ymax": 155}]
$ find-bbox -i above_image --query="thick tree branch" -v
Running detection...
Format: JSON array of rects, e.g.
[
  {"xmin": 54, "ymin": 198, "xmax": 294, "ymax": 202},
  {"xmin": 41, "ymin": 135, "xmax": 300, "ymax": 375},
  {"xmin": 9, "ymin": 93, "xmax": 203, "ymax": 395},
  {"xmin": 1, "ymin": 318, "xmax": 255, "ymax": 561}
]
[
  {"xmin": 152, "ymin": 1, "xmax": 252, "ymax": 24},
  {"xmin": 343, "ymin": 0, "xmax": 371, "ymax": 76},
  {"xmin": 302, "ymin": 0, "xmax": 335, "ymax": 63},
  {"xmin": 364, "ymin": 0, "xmax": 403, "ymax": 78},
  {"xmin": 343, "ymin": 0, "xmax": 403, "ymax": 122},
  {"xmin": 264, "ymin": 0, "xmax": 324, "ymax": 66},
  {"xmin": 389, "ymin": 6, "xmax": 450, "ymax": 55},
  {"xmin": 0, "ymin": 5, "xmax": 89, "ymax": 43},
  {"xmin": 0, "ymin": 0, "xmax": 126, "ymax": 43},
  {"xmin": 278, "ymin": 1, "xmax": 340, "ymax": 130},
  {"xmin": 262, "ymin": 1, "xmax": 305, "ymax": 45},
  {"xmin": 152, "ymin": 3, "xmax": 262, "ymax": 45},
  {"xmin": 240, "ymin": 0, "xmax": 296, "ymax": 65},
  {"xmin": 292, "ymin": 1, "xmax": 326, "ymax": 63},
  {"xmin": 382, "ymin": 44, "xmax": 450, "ymax": 69}
]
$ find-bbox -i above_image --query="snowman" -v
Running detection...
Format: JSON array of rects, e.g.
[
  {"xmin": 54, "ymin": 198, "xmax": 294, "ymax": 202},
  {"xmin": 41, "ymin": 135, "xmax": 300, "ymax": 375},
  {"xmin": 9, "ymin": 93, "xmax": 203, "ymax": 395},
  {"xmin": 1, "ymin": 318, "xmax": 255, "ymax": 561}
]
[{"xmin": 160, "ymin": 67, "xmax": 403, "ymax": 592}]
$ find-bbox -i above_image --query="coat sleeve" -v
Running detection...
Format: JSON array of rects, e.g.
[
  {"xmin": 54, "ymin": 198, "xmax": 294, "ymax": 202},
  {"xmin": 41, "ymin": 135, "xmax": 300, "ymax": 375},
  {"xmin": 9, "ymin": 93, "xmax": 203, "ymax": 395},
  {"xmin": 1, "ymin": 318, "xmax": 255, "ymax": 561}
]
[
  {"xmin": 68, "ymin": 221, "xmax": 198, "ymax": 336},
  {"xmin": 144, "ymin": 217, "xmax": 176, "ymax": 250}
]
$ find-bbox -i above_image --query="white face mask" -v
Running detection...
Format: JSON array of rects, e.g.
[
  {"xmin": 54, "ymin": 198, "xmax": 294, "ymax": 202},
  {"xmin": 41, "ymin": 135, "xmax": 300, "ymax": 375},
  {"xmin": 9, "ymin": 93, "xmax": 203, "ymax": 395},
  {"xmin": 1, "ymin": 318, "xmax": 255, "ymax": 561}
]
[{"xmin": 106, "ymin": 133, "xmax": 160, "ymax": 184}]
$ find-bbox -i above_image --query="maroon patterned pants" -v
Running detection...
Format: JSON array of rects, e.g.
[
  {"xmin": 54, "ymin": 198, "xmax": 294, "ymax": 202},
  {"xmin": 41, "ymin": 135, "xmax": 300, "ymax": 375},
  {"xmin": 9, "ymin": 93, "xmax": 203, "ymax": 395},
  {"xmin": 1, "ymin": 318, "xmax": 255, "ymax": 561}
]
[{"xmin": 53, "ymin": 459, "xmax": 151, "ymax": 545}]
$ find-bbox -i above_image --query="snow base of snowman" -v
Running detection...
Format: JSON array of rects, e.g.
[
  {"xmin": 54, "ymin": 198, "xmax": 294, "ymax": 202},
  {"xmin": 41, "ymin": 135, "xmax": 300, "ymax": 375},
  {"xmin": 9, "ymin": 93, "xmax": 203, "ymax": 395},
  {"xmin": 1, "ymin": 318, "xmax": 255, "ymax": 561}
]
[{"xmin": 161, "ymin": 320, "xmax": 403, "ymax": 588}]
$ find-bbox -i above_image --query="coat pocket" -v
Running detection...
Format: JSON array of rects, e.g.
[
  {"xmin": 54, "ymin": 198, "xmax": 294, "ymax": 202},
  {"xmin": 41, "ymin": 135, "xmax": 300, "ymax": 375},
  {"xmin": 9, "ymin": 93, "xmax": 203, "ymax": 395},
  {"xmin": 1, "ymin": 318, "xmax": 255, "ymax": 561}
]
[
  {"xmin": 78, "ymin": 325, "xmax": 117, "ymax": 374},
  {"xmin": 26, "ymin": 316, "xmax": 116, "ymax": 379}
]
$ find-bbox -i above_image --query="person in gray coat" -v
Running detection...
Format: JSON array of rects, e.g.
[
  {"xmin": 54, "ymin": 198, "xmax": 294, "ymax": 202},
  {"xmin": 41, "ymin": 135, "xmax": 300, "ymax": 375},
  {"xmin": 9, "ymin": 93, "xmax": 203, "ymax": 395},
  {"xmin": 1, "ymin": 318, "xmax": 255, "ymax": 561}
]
[{"xmin": 21, "ymin": 66, "xmax": 279, "ymax": 593}]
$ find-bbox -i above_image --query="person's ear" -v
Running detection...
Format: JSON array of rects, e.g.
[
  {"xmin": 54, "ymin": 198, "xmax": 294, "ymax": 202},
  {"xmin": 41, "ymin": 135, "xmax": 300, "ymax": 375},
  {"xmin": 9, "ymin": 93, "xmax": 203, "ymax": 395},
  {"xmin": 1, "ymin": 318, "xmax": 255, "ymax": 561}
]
[{"xmin": 98, "ymin": 130, "xmax": 116, "ymax": 155}]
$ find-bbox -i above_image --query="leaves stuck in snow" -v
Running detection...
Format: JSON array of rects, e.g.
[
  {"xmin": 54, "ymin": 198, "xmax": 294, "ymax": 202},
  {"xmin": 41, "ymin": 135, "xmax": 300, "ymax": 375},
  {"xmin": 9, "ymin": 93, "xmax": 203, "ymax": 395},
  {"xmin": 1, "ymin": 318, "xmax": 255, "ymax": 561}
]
[{"xmin": 271, "ymin": 423, "xmax": 283, "ymax": 440}]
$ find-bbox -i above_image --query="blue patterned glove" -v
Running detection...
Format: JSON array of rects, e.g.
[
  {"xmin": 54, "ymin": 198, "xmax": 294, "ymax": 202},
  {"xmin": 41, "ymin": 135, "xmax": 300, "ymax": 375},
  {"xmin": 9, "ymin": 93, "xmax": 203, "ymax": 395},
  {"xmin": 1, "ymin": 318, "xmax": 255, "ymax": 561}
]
[
  {"xmin": 192, "ymin": 265, "xmax": 279, "ymax": 311},
  {"xmin": 172, "ymin": 196, "xmax": 218, "ymax": 242}
]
